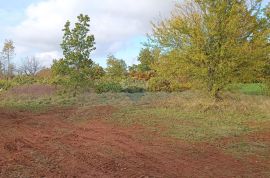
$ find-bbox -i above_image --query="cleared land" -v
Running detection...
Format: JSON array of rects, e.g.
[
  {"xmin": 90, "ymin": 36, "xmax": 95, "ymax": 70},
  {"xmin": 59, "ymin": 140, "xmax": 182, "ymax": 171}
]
[{"xmin": 0, "ymin": 86, "xmax": 270, "ymax": 177}]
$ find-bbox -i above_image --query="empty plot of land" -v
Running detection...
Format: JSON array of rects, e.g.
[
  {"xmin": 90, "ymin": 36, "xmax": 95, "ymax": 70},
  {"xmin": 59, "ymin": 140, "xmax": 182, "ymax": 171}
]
[{"xmin": 0, "ymin": 106, "xmax": 270, "ymax": 178}]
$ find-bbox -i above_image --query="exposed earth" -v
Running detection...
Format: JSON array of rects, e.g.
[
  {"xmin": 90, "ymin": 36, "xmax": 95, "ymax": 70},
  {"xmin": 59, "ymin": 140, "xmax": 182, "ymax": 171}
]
[{"xmin": 0, "ymin": 106, "xmax": 269, "ymax": 178}]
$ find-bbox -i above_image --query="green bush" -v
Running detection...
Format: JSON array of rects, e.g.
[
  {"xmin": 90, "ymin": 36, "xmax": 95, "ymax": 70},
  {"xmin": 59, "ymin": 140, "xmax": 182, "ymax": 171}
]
[
  {"xmin": 122, "ymin": 86, "xmax": 145, "ymax": 93},
  {"xmin": 0, "ymin": 80, "xmax": 15, "ymax": 90},
  {"xmin": 94, "ymin": 82, "xmax": 122, "ymax": 93},
  {"xmin": 148, "ymin": 77, "xmax": 171, "ymax": 92},
  {"xmin": 13, "ymin": 76, "xmax": 37, "ymax": 85},
  {"xmin": 119, "ymin": 78, "xmax": 146, "ymax": 93}
]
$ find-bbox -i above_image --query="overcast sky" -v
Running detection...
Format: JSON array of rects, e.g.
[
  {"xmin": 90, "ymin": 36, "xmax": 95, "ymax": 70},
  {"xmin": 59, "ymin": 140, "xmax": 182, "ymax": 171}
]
[{"xmin": 0, "ymin": 0, "xmax": 176, "ymax": 67}]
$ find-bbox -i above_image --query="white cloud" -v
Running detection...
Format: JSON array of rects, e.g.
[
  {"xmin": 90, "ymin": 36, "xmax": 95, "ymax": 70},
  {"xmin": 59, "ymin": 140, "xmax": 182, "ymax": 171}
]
[
  {"xmin": 10, "ymin": 0, "xmax": 175, "ymax": 66},
  {"xmin": 35, "ymin": 51, "xmax": 61, "ymax": 67}
]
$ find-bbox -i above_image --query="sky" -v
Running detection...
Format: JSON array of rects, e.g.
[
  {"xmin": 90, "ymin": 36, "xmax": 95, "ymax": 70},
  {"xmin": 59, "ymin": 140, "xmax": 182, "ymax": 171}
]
[
  {"xmin": 0, "ymin": 0, "xmax": 176, "ymax": 67},
  {"xmin": 0, "ymin": 0, "xmax": 269, "ymax": 68}
]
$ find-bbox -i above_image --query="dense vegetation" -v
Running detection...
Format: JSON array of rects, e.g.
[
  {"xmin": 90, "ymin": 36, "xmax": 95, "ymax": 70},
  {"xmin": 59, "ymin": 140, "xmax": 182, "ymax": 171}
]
[
  {"xmin": 0, "ymin": 0, "xmax": 269, "ymax": 99},
  {"xmin": 0, "ymin": 2, "xmax": 270, "ymax": 176}
]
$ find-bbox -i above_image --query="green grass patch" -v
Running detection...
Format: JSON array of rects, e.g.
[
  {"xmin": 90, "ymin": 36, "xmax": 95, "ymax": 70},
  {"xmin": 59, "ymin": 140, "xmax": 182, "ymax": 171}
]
[
  {"xmin": 225, "ymin": 141, "xmax": 270, "ymax": 159},
  {"xmin": 226, "ymin": 83, "xmax": 269, "ymax": 96},
  {"xmin": 0, "ymin": 93, "xmax": 77, "ymax": 112},
  {"xmin": 108, "ymin": 97, "xmax": 270, "ymax": 141}
]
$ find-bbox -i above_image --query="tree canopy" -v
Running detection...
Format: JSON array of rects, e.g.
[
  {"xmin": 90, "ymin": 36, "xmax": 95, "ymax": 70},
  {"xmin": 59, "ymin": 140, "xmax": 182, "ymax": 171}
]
[
  {"xmin": 1, "ymin": 39, "xmax": 15, "ymax": 78},
  {"xmin": 106, "ymin": 55, "xmax": 127, "ymax": 80},
  {"xmin": 149, "ymin": 0, "xmax": 270, "ymax": 98},
  {"xmin": 52, "ymin": 14, "xmax": 96, "ymax": 85}
]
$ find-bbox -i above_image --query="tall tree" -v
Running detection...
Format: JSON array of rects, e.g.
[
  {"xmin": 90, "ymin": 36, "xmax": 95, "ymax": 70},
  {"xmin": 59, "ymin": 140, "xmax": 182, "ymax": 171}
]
[
  {"xmin": 137, "ymin": 48, "xmax": 155, "ymax": 72},
  {"xmin": 263, "ymin": 3, "xmax": 270, "ymax": 83},
  {"xmin": 106, "ymin": 55, "xmax": 127, "ymax": 80},
  {"xmin": 53, "ymin": 14, "xmax": 96, "ymax": 86},
  {"xmin": 149, "ymin": 0, "xmax": 270, "ymax": 98},
  {"xmin": 1, "ymin": 40, "xmax": 15, "ymax": 78},
  {"xmin": 0, "ymin": 59, "xmax": 4, "ymax": 78}
]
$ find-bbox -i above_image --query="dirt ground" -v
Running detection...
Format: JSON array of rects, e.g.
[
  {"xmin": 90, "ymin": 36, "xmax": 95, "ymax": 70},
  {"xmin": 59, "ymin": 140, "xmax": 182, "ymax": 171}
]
[{"xmin": 0, "ymin": 106, "xmax": 269, "ymax": 178}]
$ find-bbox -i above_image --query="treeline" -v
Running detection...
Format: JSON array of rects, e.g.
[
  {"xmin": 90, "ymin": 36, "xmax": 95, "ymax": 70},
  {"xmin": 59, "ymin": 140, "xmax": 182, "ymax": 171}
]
[
  {"xmin": 0, "ymin": 40, "xmax": 43, "ymax": 78},
  {"xmin": 0, "ymin": 0, "xmax": 269, "ymax": 99}
]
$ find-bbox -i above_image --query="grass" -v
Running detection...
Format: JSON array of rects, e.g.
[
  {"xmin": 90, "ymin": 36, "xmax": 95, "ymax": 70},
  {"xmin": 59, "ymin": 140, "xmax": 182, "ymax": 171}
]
[
  {"xmin": 226, "ymin": 141, "xmax": 270, "ymax": 160},
  {"xmin": 226, "ymin": 83, "xmax": 269, "ymax": 96},
  {"xmin": 109, "ymin": 92, "xmax": 270, "ymax": 142},
  {"xmin": 1, "ymin": 85, "xmax": 270, "ymax": 158}
]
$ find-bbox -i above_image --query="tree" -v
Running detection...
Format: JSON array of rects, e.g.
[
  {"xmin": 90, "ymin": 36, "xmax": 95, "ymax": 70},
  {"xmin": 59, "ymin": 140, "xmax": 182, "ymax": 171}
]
[
  {"xmin": 149, "ymin": 0, "xmax": 270, "ymax": 99},
  {"xmin": 53, "ymin": 14, "xmax": 96, "ymax": 86},
  {"xmin": 90, "ymin": 64, "xmax": 105, "ymax": 80},
  {"xmin": 263, "ymin": 3, "xmax": 270, "ymax": 84},
  {"xmin": 1, "ymin": 39, "xmax": 15, "ymax": 78},
  {"xmin": 137, "ymin": 48, "xmax": 155, "ymax": 72},
  {"xmin": 130, "ymin": 48, "xmax": 160, "ymax": 72},
  {"xmin": 106, "ymin": 55, "xmax": 127, "ymax": 79},
  {"xmin": 0, "ymin": 61, "xmax": 4, "ymax": 78},
  {"xmin": 128, "ymin": 48, "xmax": 159, "ymax": 81},
  {"xmin": 20, "ymin": 56, "xmax": 43, "ymax": 76}
]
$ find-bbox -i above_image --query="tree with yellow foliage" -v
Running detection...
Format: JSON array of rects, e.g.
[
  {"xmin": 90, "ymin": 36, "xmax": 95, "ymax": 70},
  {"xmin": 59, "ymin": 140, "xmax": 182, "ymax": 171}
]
[{"xmin": 149, "ymin": 0, "xmax": 270, "ymax": 99}]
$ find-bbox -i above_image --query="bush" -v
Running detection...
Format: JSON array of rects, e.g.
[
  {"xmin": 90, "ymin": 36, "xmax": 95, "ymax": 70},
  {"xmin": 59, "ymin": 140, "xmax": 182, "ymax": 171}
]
[
  {"xmin": 148, "ymin": 77, "xmax": 191, "ymax": 92},
  {"xmin": 122, "ymin": 86, "xmax": 145, "ymax": 93},
  {"xmin": 94, "ymin": 82, "xmax": 122, "ymax": 93},
  {"xmin": 148, "ymin": 77, "xmax": 171, "ymax": 92},
  {"xmin": 0, "ymin": 80, "xmax": 14, "ymax": 90},
  {"xmin": 13, "ymin": 76, "xmax": 37, "ymax": 85}
]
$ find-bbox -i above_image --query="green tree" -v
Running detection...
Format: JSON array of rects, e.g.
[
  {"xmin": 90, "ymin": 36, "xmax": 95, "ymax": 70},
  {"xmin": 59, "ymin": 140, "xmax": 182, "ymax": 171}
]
[
  {"xmin": 106, "ymin": 55, "xmax": 127, "ymax": 80},
  {"xmin": 137, "ymin": 48, "xmax": 155, "ymax": 72},
  {"xmin": 90, "ymin": 64, "xmax": 105, "ymax": 80},
  {"xmin": 149, "ymin": 50, "xmax": 192, "ymax": 92},
  {"xmin": 53, "ymin": 14, "xmax": 96, "ymax": 87},
  {"xmin": 130, "ymin": 48, "xmax": 160, "ymax": 72},
  {"xmin": 149, "ymin": 0, "xmax": 270, "ymax": 99},
  {"xmin": 263, "ymin": 3, "xmax": 270, "ymax": 84},
  {"xmin": 128, "ymin": 64, "xmax": 138, "ymax": 73}
]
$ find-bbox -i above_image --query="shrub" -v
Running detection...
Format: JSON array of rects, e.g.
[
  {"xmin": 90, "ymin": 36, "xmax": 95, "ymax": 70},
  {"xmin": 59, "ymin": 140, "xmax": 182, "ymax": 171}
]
[
  {"xmin": 122, "ymin": 86, "xmax": 145, "ymax": 93},
  {"xmin": 148, "ymin": 77, "xmax": 191, "ymax": 92},
  {"xmin": 13, "ymin": 76, "xmax": 37, "ymax": 85},
  {"xmin": 0, "ymin": 80, "xmax": 14, "ymax": 90},
  {"xmin": 148, "ymin": 77, "xmax": 171, "ymax": 92},
  {"xmin": 95, "ymin": 82, "xmax": 122, "ymax": 93}
]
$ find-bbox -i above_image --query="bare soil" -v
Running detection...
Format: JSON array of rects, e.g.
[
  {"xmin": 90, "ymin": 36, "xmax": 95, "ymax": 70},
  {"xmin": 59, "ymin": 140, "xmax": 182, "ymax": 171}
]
[
  {"xmin": 6, "ymin": 84, "xmax": 56, "ymax": 97},
  {"xmin": 0, "ymin": 107, "xmax": 269, "ymax": 178}
]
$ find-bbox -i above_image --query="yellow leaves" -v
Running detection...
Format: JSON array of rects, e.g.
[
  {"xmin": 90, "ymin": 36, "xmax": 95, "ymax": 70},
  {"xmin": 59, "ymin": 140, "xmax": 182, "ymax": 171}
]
[{"xmin": 149, "ymin": 0, "xmax": 269, "ymax": 97}]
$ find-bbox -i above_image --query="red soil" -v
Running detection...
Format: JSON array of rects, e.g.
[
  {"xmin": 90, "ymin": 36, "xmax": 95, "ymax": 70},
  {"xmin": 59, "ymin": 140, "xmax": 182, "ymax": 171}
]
[{"xmin": 0, "ymin": 107, "xmax": 269, "ymax": 178}]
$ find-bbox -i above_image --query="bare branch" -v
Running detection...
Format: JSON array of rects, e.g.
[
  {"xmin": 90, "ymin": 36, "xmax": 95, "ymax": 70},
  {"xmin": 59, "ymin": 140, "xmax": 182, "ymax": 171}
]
[{"xmin": 20, "ymin": 56, "xmax": 44, "ymax": 76}]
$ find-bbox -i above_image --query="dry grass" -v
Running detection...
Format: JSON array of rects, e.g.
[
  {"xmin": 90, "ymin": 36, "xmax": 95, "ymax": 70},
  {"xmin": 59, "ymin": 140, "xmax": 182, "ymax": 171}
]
[{"xmin": 0, "ymin": 88, "xmax": 270, "ymax": 160}]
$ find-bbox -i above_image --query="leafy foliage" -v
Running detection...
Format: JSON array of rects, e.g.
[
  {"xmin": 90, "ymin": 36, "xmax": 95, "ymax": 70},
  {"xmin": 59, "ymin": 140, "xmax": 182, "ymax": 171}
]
[
  {"xmin": 128, "ymin": 48, "xmax": 159, "ymax": 82},
  {"xmin": 106, "ymin": 55, "xmax": 127, "ymax": 80},
  {"xmin": 90, "ymin": 64, "xmax": 105, "ymax": 80},
  {"xmin": 52, "ymin": 14, "xmax": 96, "ymax": 87},
  {"xmin": 94, "ymin": 81, "xmax": 123, "ymax": 93},
  {"xmin": 137, "ymin": 48, "xmax": 158, "ymax": 72},
  {"xmin": 149, "ymin": 0, "xmax": 270, "ymax": 98}
]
